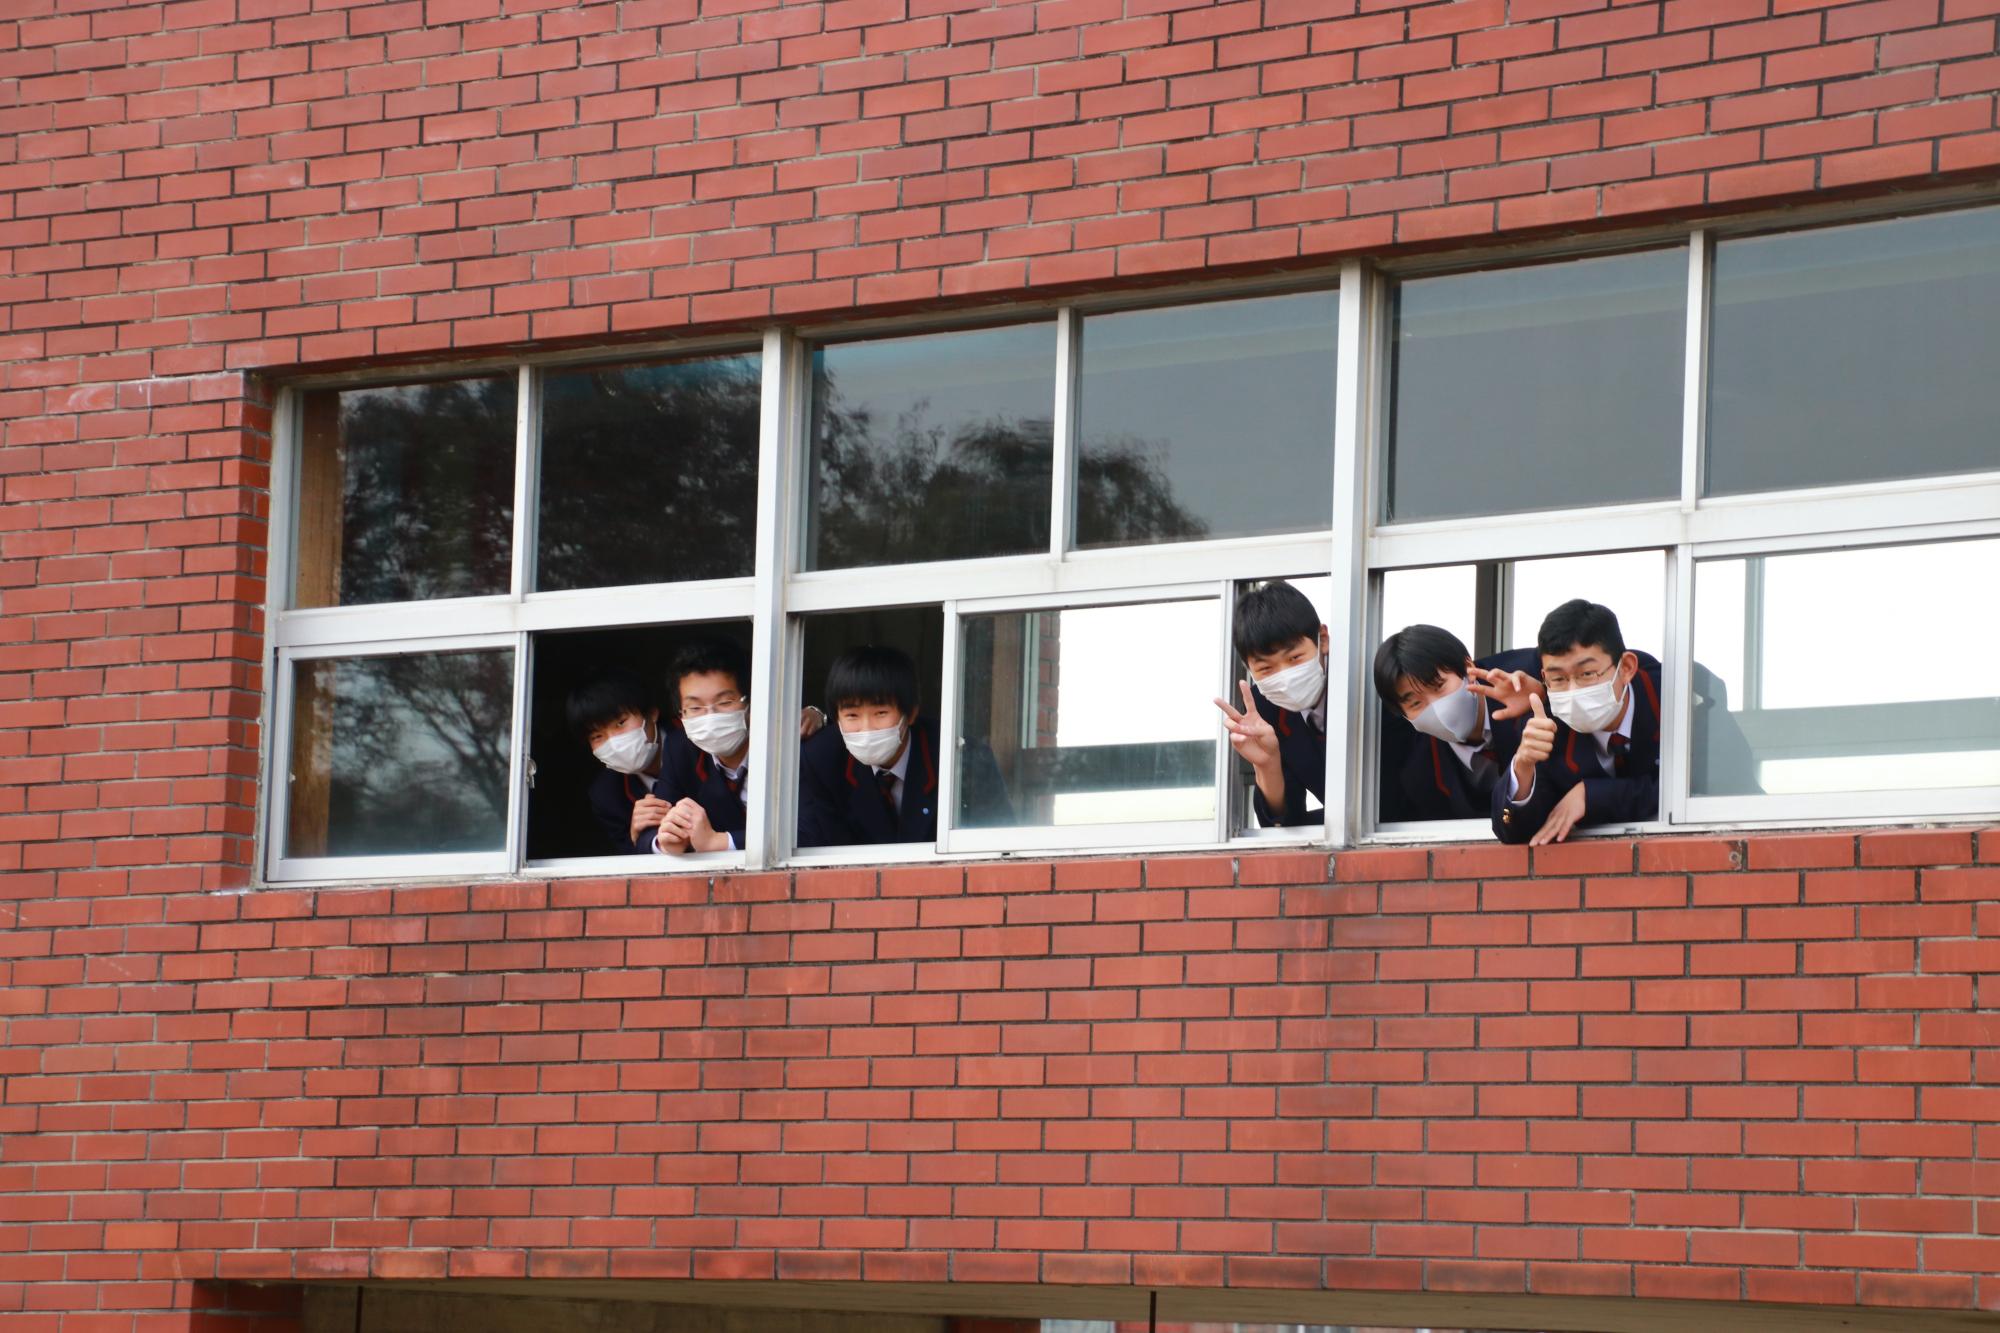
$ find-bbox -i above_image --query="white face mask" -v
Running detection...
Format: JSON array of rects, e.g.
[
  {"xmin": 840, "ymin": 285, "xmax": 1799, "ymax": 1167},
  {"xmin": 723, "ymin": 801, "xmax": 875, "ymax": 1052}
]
[
  {"xmin": 682, "ymin": 708, "xmax": 749, "ymax": 759},
  {"xmin": 1549, "ymin": 675, "xmax": 1626, "ymax": 734},
  {"xmin": 1255, "ymin": 655, "xmax": 1326, "ymax": 714},
  {"xmin": 842, "ymin": 722, "xmax": 907, "ymax": 769},
  {"xmin": 1410, "ymin": 683, "xmax": 1481, "ymax": 744},
  {"xmin": 592, "ymin": 721, "xmax": 658, "ymax": 775}
]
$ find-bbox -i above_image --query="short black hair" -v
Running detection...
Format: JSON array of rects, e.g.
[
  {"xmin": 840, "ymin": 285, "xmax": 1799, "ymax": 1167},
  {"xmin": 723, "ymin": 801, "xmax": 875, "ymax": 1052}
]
[
  {"xmin": 825, "ymin": 644, "xmax": 919, "ymax": 716},
  {"xmin": 1233, "ymin": 581, "xmax": 1321, "ymax": 659},
  {"xmin": 565, "ymin": 667, "xmax": 656, "ymax": 742},
  {"xmin": 1537, "ymin": 598, "xmax": 1626, "ymax": 663},
  {"xmin": 1372, "ymin": 624, "xmax": 1472, "ymax": 707},
  {"xmin": 667, "ymin": 639, "xmax": 750, "ymax": 711}
]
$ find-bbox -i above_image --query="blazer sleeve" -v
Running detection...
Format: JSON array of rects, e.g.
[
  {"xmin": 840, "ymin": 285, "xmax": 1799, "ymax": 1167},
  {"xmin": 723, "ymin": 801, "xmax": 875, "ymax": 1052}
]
[
  {"xmin": 1491, "ymin": 755, "xmax": 1563, "ymax": 844},
  {"xmin": 795, "ymin": 735, "xmax": 843, "ymax": 849},
  {"xmin": 586, "ymin": 771, "xmax": 647, "ymax": 856},
  {"xmin": 1252, "ymin": 772, "xmax": 1316, "ymax": 828}
]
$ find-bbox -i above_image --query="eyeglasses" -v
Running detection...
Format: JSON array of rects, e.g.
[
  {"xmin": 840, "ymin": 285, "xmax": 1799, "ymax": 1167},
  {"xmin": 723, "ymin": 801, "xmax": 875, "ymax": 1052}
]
[
  {"xmin": 1544, "ymin": 662, "xmax": 1617, "ymax": 691},
  {"xmin": 680, "ymin": 694, "xmax": 745, "ymax": 718}
]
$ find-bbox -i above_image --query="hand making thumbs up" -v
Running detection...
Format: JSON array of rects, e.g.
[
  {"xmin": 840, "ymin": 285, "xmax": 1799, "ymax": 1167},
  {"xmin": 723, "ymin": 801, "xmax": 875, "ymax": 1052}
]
[{"xmin": 1511, "ymin": 691, "xmax": 1556, "ymax": 802}]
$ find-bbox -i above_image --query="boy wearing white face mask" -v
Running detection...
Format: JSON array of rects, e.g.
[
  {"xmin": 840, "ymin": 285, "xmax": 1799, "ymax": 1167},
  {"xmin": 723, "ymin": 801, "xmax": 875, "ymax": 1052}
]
[
  {"xmin": 797, "ymin": 645, "xmax": 1010, "ymax": 847},
  {"xmin": 1496, "ymin": 599, "xmax": 1663, "ymax": 847},
  {"xmin": 1213, "ymin": 581, "xmax": 1333, "ymax": 827},
  {"xmin": 569, "ymin": 668, "xmax": 676, "ymax": 854},
  {"xmin": 1372, "ymin": 625, "xmax": 1544, "ymax": 823},
  {"xmin": 653, "ymin": 640, "xmax": 759, "ymax": 855}
]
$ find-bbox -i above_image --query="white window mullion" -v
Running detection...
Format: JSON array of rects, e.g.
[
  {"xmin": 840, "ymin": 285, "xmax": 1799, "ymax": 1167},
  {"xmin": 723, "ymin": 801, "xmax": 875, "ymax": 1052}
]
[
  {"xmin": 509, "ymin": 364, "xmax": 540, "ymax": 598},
  {"xmin": 1662, "ymin": 232, "xmax": 1709, "ymax": 829},
  {"xmin": 263, "ymin": 645, "xmax": 299, "ymax": 881},
  {"xmin": 1325, "ymin": 260, "xmax": 1375, "ymax": 848},
  {"xmin": 505, "ymin": 630, "xmax": 532, "ymax": 873},
  {"xmin": 1211, "ymin": 582, "xmax": 1235, "ymax": 844},
  {"xmin": 1681, "ymin": 230, "xmax": 1710, "ymax": 511},
  {"xmin": 1050, "ymin": 308, "xmax": 1080, "ymax": 560},
  {"xmin": 934, "ymin": 598, "xmax": 964, "ymax": 857},
  {"xmin": 1661, "ymin": 546, "xmax": 1694, "ymax": 826},
  {"xmin": 745, "ymin": 328, "xmax": 804, "ymax": 869}
]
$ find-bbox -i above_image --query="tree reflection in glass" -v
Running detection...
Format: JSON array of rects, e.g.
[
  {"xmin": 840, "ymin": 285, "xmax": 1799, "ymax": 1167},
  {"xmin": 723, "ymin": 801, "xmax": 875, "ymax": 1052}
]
[
  {"xmin": 285, "ymin": 649, "xmax": 514, "ymax": 858},
  {"xmin": 807, "ymin": 321, "xmax": 1210, "ymax": 569},
  {"xmin": 808, "ymin": 323, "xmax": 1057, "ymax": 569},
  {"xmin": 1076, "ymin": 291, "xmax": 1338, "ymax": 548},
  {"xmin": 537, "ymin": 355, "xmax": 762, "ymax": 590},
  {"xmin": 295, "ymin": 376, "xmax": 516, "ymax": 608}
]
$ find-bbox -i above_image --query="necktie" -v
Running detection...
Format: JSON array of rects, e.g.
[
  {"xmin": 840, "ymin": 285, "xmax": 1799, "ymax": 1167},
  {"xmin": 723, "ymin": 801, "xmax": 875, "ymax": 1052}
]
[
  {"xmin": 876, "ymin": 769, "xmax": 899, "ymax": 814},
  {"xmin": 1608, "ymin": 734, "xmax": 1629, "ymax": 776}
]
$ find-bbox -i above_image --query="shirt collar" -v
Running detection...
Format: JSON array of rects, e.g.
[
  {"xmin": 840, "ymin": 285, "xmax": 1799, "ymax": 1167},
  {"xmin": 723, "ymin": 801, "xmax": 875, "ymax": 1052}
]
[{"xmin": 879, "ymin": 736, "xmax": 913, "ymax": 784}]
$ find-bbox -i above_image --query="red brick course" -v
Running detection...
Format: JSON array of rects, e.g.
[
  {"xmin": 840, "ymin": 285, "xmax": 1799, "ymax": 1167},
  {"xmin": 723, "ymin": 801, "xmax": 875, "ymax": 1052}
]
[
  {"xmin": 4, "ymin": 0, "xmax": 2000, "ymax": 1328},
  {"xmin": 3, "ymin": 839, "xmax": 2000, "ymax": 1328}
]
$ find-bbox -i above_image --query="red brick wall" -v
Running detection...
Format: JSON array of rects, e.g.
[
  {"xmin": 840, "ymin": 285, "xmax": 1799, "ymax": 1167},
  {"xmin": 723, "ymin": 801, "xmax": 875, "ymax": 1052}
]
[
  {"xmin": 4, "ymin": 0, "xmax": 2000, "ymax": 1329},
  {"xmin": 4, "ymin": 835, "xmax": 2000, "ymax": 1330}
]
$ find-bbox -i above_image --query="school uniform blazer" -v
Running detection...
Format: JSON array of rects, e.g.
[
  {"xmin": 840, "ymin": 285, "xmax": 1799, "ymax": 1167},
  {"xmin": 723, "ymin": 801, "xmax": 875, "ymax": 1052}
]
[
  {"xmin": 652, "ymin": 726, "xmax": 749, "ymax": 847},
  {"xmin": 586, "ymin": 766, "xmax": 659, "ymax": 856},
  {"xmin": 1389, "ymin": 647, "xmax": 1541, "ymax": 822},
  {"xmin": 796, "ymin": 716, "xmax": 1013, "ymax": 847},
  {"xmin": 1250, "ymin": 691, "xmax": 1327, "ymax": 829},
  {"xmin": 1492, "ymin": 650, "xmax": 1663, "ymax": 845}
]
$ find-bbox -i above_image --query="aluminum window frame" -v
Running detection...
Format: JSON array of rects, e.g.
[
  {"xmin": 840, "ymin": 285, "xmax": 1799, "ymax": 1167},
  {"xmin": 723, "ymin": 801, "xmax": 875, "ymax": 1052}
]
[
  {"xmin": 256, "ymin": 191, "xmax": 2000, "ymax": 884},
  {"xmin": 1363, "ymin": 199, "xmax": 2000, "ymax": 845}
]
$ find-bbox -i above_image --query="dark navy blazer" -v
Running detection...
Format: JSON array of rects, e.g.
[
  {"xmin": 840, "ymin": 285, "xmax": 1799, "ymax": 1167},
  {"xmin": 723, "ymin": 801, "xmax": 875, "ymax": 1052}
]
[
  {"xmin": 585, "ymin": 766, "xmax": 660, "ymax": 856},
  {"xmin": 1248, "ymin": 689, "xmax": 1327, "ymax": 829},
  {"xmin": 1382, "ymin": 647, "xmax": 1541, "ymax": 823},
  {"xmin": 796, "ymin": 715, "xmax": 1011, "ymax": 847},
  {"xmin": 1492, "ymin": 650, "xmax": 1663, "ymax": 844},
  {"xmin": 653, "ymin": 725, "xmax": 750, "ymax": 849}
]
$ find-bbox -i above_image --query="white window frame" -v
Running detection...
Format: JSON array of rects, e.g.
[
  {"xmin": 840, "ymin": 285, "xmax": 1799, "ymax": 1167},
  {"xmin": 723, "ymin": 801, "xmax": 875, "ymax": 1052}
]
[
  {"xmin": 1363, "ymin": 198, "xmax": 2000, "ymax": 842},
  {"xmin": 255, "ymin": 193, "xmax": 2000, "ymax": 884}
]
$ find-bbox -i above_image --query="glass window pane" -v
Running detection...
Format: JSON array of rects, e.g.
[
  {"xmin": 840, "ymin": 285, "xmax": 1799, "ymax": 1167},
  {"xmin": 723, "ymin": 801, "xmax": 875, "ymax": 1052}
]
[
  {"xmin": 1707, "ymin": 207, "xmax": 2000, "ymax": 496},
  {"xmin": 286, "ymin": 649, "xmax": 514, "ymax": 858},
  {"xmin": 1381, "ymin": 564, "xmax": 1477, "ymax": 654},
  {"xmin": 1693, "ymin": 538, "xmax": 2000, "ymax": 797},
  {"xmin": 808, "ymin": 323, "xmax": 1055, "ymax": 570},
  {"xmin": 536, "ymin": 355, "xmax": 761, "ymax": 591},
  {"xmin": 1388, "ymin": 249, "xmax": 1685, "ymax": 522},
  {"xmin": 1509, "ymin": 550, "xmax": 1667, "ymax": 659},
  {"xmin": 958, "ymin": 600, "xmax": 1218, "ymax": 829},
  {"xmin": 295, "ymin": 376, "xmax": 516, "ymax": 607},
  {"xmin": 1075, "ymin": 291, "xmax": 1337, "ymax": 549}
]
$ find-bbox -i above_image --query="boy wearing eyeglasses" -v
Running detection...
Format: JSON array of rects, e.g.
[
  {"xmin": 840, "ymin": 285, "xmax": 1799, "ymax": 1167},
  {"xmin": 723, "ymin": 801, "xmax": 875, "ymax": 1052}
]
[
  {"xmin": 652, "ymin": 640, "xmax": 817, "ymax": 855},
  {"xmin": 1494, "ymin": 598, "xmax": 1662, "ymax": 846}
]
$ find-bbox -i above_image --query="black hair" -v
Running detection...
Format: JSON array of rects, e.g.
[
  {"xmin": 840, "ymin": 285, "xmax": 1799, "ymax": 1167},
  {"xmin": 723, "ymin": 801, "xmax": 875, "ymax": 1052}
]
[
  {"xmin": 1233, "ymin": 581, "xmax": 1322, "ymax": 659},
  {"xmin": 1371, "ymin": 624, "xmax": 1473, "ymax": 707},
  {"xmin": 1537, "ymin": 598, "xmax": 1626, "ymax": 663},
  {"xmin": 565, "ymin": 667, "xmax": 656, "ymax": 742},
  {"xmin": 667, "ymin": 639, "xmax": 750, "ymax": 711},
  {"xmin": 825, "ymin": 644, "xmax": 919, "ymax": 716}
]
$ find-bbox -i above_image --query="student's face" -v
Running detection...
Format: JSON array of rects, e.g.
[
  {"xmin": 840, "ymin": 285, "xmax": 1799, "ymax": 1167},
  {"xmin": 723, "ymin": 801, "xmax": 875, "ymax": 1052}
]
[
  {"xmin": 586, "ymin": 708, "xmax": 656, "ymax": 751},
  {"xmin": 1395, "ymin": 665, "xmax": 1469, "ymax": 722},
  {"xmin": 837, "ymin": 700, "xmax": 908, "ymax": 734},
  {"xmin": 677, "ymin": 672, "xmax": 746, "ymax": 719},
  {"xmin": 1245, "ymin": 625, "xmax": 1330, "ymax": 681},
  {"xmin": 1541, "ymin": 645, "xmax": 1638, "ymax": 699}
]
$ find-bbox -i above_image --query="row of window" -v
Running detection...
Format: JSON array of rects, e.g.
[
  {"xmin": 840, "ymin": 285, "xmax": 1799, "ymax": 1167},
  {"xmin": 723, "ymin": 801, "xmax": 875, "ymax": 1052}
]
[{"xmin": 265, "ymin": 199, "xmax": 2000, "ymax": 880}]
